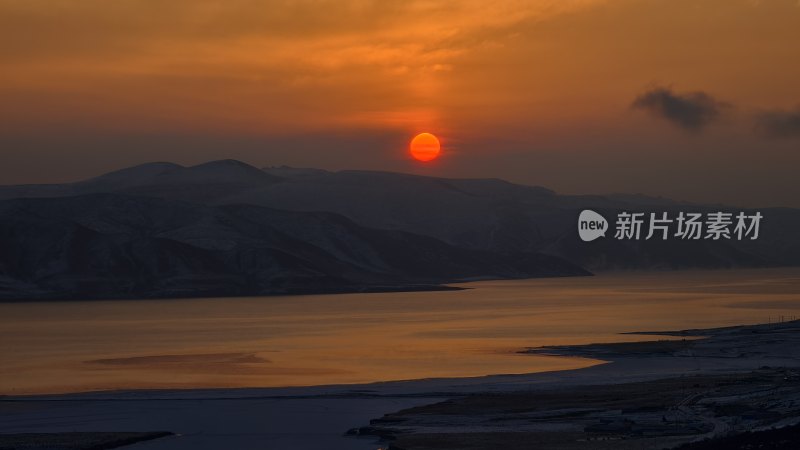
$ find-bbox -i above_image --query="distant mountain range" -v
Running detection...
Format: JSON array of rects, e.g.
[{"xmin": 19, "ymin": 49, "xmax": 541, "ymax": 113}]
[{"xmin": 1, "ymin": 160, "xmax": 797, "ymax": 300}]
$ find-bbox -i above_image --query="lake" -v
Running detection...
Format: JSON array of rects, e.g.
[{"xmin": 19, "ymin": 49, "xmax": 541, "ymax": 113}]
[{"xmin": 2, "ymin": 268, "xmax": 799, "ymax": 395}]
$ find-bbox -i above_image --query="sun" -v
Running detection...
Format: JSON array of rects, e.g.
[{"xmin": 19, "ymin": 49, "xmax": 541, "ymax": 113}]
[{"xmin": 409, "ymin": 132, "xmax": 441, "ymax": 162}]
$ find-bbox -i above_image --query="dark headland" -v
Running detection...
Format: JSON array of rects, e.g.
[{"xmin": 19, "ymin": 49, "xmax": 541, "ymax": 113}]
[{"xmin": 3, "ymin": 160, "xmax": 800, "ymax": 301}]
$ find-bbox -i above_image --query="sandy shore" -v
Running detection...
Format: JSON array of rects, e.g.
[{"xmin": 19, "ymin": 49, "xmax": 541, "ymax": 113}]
[{"xmin": 2, "ymin": 320, "xmax": 800, "ymax": 449}]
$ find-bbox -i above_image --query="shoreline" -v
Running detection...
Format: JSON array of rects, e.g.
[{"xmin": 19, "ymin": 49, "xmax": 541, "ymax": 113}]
[
  {"xmin": 5, "ymin": 320, "xmax": 800, "ymax": 402},
  {"xmin": 0, "ymin": 283, "xmax": 470, "ymax": 303},
  {"xmin": 3, "ymin": 320, "xmax": 800, "ymax": 449},
  {"xmin": 6, "ymin": 264, "xmax": 799, "ymax": 304}
]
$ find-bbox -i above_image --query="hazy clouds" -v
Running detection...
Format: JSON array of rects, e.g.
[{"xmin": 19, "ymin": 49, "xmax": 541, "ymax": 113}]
[
  {"xmin": 631, "ymin": 87, "xmax": 800, "ymax": 140},
  {"xmin": 632, "ymin": 87, "xmax": 728, "ymax": 132},
  {"xmin": 755, "ymin": 107, "xmax": 800, "ymax": 139},
  {"xmin": 0, "ymin": 0, "xmax": 607, "ymax": 135}
]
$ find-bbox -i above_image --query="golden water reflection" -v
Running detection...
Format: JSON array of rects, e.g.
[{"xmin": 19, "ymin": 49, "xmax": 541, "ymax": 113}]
[{"xmin": 1, "ymin": 268, "xmax": 799, "ymax": 395}]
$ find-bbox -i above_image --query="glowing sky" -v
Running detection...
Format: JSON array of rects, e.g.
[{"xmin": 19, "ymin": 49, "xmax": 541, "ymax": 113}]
[{"xmin": 1, "ymin": 0, "xmax": 799, "ymax": 206}]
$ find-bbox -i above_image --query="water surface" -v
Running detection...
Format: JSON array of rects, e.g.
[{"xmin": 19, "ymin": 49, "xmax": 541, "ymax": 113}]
[{"xmin": 2, "ymin": 268, "xmax": 799, "ymax": 395}]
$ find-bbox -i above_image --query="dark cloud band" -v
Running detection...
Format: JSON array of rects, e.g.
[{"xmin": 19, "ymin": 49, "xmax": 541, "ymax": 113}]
[
  {"xmin": 755, "ymin": 107, "xmax": 800, "ymax": 139},
  {"xmin": 632, "ymin": 86, "xmax": 727, "ymax": 132}
]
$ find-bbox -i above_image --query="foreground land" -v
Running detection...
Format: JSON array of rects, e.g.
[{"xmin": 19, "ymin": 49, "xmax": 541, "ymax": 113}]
[
  {"xmin": 359, "ymin": 320, "xmax": 800, "ymax": 449},
  {"xmin": 364, "ymin": 368, "xmax": 800, "ymax": 450},
  {"xmin": 2, "ymin": 320, "xmax": 800, "ymax": 449}
]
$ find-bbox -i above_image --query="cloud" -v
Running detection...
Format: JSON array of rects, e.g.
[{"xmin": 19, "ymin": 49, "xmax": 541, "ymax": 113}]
[
  {"xmin": 0, "ymin": 0, "xmax": 608, "ymax": 135},
  {"xmin": 754, "ymin": 106, "xmax": 800, "ymax": 138},
  {"xmin": 631, "ymin": 86, "xmax": 728, "ymax": 132},
  {"xmin": 0, "ymin": 0, "xmax": 604, "ymax": 63}
]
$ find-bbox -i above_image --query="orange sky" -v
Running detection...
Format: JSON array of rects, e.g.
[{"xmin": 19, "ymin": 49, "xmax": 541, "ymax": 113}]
[{"xmin": 1, "ymin": 0, "xmax": 799, "ymax": 206}]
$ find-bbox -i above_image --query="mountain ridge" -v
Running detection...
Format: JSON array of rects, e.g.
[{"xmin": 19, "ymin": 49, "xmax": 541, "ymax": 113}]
[
  {"xmin": 0, "ymin": 193, "xmax": 589, "ymax": 300},
  {"xmin": 1, "ymin": 160, "xmax": 798, "ymax": 278}
]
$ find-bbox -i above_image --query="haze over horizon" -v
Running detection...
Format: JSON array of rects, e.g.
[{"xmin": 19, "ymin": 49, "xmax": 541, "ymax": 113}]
[
  {"xmin": 0, "ymin": 158, "xmax": 757, "ymax": 208},
  {"xmin": 2, "ymin": 0, "xmax": 800, "ymax": 207}
]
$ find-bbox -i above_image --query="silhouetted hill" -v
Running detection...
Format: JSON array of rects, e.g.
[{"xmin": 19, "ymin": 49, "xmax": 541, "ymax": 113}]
[
  {"xmin": 0, "ymin": 195, "xmax": 587, "ymax": 300},
  {"xmin": 0, "ymin": 160, "xmax": 282, "ymax": 204},
  {"xmin": 1, "ymin": 160, "xmax": 798, "ymax": 272}
]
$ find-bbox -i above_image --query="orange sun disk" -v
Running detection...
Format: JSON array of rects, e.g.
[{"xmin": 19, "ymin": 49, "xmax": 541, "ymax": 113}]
[{"xmin": 410, "ymin": 133, "xmax": 441, "ymax": 162}]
